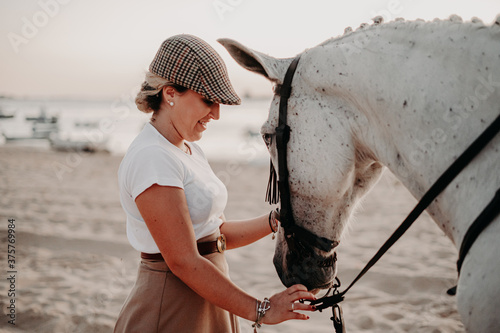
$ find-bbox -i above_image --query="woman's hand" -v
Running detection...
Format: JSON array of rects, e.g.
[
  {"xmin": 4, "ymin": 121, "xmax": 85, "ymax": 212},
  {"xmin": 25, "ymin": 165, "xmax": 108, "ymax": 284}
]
[{"xmin": 261, "ymin": 284, "xmax": 316, "ymax": 325}]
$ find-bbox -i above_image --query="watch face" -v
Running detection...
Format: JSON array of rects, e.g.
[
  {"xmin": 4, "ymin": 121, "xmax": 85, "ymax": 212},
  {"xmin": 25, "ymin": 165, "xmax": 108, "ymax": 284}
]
[{"xmin": 217, "ymin": 235, "xmax": 226, "ymax": 252}]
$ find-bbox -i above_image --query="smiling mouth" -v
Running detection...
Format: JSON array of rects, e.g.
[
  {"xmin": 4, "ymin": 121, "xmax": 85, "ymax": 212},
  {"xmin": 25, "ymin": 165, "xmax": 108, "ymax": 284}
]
[{"xmin": 198, "ymin": 120, "xmax": 209, "ymax": 129}]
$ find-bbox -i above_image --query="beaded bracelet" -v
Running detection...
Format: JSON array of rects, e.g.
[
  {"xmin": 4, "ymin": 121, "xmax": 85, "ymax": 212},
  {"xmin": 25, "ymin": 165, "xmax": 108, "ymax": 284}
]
[{"xmin": 252, "ymin": 298, "xmax": 271, "ymax": 332}]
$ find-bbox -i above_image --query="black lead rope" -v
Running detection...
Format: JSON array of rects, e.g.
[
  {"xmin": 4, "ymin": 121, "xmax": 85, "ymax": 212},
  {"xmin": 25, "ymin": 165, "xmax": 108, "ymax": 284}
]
[{"xmin": 310, "ymin": 113, "xmax": 500, "ymax": 312}]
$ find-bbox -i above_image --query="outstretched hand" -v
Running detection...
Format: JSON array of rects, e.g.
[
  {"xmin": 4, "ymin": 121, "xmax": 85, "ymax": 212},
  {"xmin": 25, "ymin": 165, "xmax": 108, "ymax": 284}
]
[{"xmin": 262, "ymin": 284, "xmax": 316, "ymax": 325}]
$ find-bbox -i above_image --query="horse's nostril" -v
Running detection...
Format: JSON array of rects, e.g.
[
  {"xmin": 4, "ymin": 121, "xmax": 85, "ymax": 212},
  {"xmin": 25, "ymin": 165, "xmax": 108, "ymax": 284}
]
[{"xmin": 318, "ymin": 253, "xmax": 337, "ymax": 268}]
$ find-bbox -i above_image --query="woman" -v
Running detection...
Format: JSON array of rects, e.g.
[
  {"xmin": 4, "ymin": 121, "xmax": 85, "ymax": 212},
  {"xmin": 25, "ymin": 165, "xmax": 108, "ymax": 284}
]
[{"xmin": 114, "ymin": 34, "xmax": 315, "ymax": 332}]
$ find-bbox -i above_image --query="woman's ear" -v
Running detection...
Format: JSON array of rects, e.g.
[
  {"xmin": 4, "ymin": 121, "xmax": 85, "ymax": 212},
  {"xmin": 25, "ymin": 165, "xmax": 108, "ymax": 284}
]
[{"xmin": 162, "ymin": 86, "xmax": 176, "ymax": 99}]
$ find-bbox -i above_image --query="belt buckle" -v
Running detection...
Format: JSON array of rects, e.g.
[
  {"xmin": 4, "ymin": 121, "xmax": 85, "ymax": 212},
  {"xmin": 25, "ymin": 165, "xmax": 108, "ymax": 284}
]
[{"xmin": 216, "ymin": 234, "xmax": 226, "ymax": 253}]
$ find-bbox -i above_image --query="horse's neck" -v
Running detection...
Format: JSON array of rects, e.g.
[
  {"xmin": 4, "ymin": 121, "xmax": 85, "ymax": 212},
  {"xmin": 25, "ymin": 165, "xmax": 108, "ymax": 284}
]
[{"xmin": 319, "ymin": 19, "xmax": 500, "ymax": 245}]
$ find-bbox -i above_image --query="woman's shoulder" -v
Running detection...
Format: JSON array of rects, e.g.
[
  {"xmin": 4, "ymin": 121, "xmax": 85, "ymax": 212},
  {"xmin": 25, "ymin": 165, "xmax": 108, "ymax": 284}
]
[
  {"xmin": 125, "ymin": 124, "xmax": 175, "ymax": 157},
  {"xmin": 122, "ymin": 137, "xmax": 183, "ymax": 172}
]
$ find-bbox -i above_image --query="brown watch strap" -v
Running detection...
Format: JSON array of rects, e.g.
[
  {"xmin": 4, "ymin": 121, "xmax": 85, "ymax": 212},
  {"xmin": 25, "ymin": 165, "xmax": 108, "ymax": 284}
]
[{"xmin": 197, "ymin": 240, "xmax": 219, "ymax": 255}]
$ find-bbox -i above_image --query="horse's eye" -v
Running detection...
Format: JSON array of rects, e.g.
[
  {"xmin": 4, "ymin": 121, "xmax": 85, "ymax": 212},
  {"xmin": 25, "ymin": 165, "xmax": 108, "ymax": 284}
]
[{"xmin": 262, "ymin": 133, "xmax": 273, "ymax": 147}]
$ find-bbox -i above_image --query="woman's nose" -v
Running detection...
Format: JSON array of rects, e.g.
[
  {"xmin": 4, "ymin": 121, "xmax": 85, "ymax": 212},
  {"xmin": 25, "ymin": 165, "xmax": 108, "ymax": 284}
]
[{"xmin": 210, "ymin": 104, "xmax": 220, "ymax": 120}]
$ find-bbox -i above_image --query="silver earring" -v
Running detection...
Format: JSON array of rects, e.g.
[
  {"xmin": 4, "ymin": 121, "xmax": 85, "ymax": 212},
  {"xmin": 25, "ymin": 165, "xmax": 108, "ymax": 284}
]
[{"xmin": 169, "ymin": 101, "xmax": 174, "ymax": 106}]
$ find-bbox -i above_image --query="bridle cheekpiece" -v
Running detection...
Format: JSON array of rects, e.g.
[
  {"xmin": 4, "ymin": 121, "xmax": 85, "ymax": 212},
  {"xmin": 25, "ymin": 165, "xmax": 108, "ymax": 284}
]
[{"xmin": 266, "ymin": 55, "xmax": 339, "ymax": 260}]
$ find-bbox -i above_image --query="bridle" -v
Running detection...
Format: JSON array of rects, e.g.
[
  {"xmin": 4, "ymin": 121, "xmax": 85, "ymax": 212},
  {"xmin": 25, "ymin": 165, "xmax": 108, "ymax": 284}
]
[
  {"xmin": 266, "ymin": 54, "xmax": 500, "ymax": 332},
  {"xmin": 266, "ymin": 55, "xmax": 339, "ymax": 269},
  {"xmin": 265, "ymin": 55, "xmax": 345, "ymax": 331}
]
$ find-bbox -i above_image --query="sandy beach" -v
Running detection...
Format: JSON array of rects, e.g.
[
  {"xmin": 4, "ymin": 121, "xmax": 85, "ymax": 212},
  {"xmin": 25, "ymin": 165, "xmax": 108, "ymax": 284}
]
[{"xmin": 0, "ymin": 144, "xmax": 464, "ymax": 333}]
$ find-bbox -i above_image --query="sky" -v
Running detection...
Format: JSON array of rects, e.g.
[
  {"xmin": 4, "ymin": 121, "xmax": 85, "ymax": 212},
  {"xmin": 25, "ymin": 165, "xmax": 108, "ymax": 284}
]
[{"xmin": 0, "ymin": 0, "xmax": 499, "ymax": 100}]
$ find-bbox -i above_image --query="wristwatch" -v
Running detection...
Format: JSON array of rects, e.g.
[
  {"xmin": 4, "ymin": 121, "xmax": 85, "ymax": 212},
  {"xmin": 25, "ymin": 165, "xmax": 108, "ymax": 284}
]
[{"xmin": 216, "ymin": 234, "xmax": 226, "ymax": 253}]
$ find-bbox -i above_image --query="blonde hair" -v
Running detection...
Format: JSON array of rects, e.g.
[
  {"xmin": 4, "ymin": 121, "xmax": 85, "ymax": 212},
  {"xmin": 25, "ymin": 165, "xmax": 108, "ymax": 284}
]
[{"xmin": 135, "ymin": 72, "xmax": 187, "ymax": 113}]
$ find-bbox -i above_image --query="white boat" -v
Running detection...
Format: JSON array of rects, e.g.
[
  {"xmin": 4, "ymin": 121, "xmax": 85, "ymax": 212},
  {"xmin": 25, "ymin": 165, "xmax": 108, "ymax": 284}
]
[
  {"xmin": 49, "ymin": 131, "xmax": 109, "ymax": 153},
  {"xmin": 29, "ymin": 108, "xmax": 59, "ymax": 139},
  {"xmin": 0, "ymin": 111, "xmax": 33, "ymax": 140},
  {"xmin": 0, "ymin": 107, "xmax": 14, "ymax": 119}
]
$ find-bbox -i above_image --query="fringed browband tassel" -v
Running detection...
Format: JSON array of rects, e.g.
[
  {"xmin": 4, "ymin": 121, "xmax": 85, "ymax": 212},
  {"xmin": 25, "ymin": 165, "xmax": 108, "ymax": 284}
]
[{"xmin": 265, "ymin": 159, "xmax": 279, "ymax": 204}]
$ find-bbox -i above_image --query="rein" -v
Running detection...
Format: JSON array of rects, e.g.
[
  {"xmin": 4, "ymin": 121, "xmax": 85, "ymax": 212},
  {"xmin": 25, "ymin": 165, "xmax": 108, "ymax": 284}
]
[{"xmin": 267, "ymin": 54, "xmax": 500, "ymax": 332}]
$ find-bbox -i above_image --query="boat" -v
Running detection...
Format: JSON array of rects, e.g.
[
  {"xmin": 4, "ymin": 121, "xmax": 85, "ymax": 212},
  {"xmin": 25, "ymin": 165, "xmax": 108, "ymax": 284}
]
[
  {"xmin": 48, "ymin": 126, "xmax": 109, "ymax": 153},
  {"xmin": 0, "ymin": 107, "xmax": 59, "ymax": 141},
  {"xmin": 0, "ymin": 107, "xmax": 14, "ymax": 119},
  {"xmin": 28, "ymin": 108, "xmax": 59, "ymax": 139}
]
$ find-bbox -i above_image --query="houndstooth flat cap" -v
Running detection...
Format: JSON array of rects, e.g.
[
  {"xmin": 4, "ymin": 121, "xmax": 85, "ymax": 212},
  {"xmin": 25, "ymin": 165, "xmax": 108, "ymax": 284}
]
[{"xmin": 149, "ymin": 34, "xmax": 241, "ymax": 105}]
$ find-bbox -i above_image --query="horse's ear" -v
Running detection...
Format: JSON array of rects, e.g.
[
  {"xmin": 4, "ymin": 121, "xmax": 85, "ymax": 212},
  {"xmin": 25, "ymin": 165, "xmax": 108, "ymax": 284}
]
[{"xmin": 218, "ymin": 38, "xmax": 291, "ymax": 83}]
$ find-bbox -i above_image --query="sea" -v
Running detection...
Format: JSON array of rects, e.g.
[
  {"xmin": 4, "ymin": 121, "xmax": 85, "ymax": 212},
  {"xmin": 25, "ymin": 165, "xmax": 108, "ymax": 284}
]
[{"xmin": 0, "ymin": 97, "xmax": 273, "ymax": 164}]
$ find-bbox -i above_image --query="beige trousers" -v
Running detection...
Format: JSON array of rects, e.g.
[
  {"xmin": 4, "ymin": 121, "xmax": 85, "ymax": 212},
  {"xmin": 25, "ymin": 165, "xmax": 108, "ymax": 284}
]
[{"xmin": 114, "ymin": 232, "xmax": 241, "ymax": 333}]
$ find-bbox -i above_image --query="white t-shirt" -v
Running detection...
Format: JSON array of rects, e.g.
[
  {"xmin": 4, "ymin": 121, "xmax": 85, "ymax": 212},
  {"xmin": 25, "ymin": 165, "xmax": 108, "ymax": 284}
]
[{"xmin": 118, "ymin": 122, "xmax": 228, "ymax": 253}]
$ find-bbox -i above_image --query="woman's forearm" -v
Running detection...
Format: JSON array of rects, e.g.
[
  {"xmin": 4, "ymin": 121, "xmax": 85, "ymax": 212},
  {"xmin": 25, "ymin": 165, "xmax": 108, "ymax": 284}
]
[
  {"xmin": 220, "ymin": 213, "xmax": 273, "ymax": 249},
  {"xmin": 171, "ymin": 254, "xmax": 257, "ymax": 321},
  {"xmin": 172, "ymin": 253, "xmax": 316, "ymax": 325}
]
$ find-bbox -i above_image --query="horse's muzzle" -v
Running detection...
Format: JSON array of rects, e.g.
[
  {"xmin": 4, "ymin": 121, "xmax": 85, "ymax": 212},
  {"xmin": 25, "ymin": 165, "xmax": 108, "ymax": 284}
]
[{"xmin": 273, "ymin": 250, "xmax": 338, "ymax": 291}]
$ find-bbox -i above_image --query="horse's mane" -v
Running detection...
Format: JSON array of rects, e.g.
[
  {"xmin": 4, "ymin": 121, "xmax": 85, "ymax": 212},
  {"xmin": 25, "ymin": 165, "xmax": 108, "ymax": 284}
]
[{"xmin": 318, "ymin": 14, "xmax": 500, "ymax": 47}]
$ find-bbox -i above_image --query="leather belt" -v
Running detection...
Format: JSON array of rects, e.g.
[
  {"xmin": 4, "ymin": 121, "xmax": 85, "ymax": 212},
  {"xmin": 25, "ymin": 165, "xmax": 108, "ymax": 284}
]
[{"xmin": 141, "ymin": 234, "xmax": 226, "ymax": 260}]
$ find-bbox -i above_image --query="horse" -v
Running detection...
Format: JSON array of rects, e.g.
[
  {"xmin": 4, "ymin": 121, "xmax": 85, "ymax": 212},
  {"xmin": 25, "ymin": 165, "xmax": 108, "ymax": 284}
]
[{"xmin": 219, "ymin": 15, "xmax": 500, "ymax": 332}]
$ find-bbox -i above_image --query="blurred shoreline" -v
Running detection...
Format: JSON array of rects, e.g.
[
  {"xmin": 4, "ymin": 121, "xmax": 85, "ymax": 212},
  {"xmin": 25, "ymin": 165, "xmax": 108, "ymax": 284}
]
[{"xmin": 0, "ymin": 96, "xmax": 273, "ymax": 162}]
